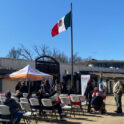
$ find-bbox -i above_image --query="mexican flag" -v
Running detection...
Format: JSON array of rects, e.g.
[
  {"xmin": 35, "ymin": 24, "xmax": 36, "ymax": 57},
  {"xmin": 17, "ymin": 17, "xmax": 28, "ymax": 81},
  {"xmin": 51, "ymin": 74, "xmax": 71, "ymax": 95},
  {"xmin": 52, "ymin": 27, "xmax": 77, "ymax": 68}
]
[
  {"xmin": 51, "ymin": 11, "xmax": 71, "ymax": 37},
  {"xmin": 98, "ymin": 77, "xmax": 105, "ymax": 93}
]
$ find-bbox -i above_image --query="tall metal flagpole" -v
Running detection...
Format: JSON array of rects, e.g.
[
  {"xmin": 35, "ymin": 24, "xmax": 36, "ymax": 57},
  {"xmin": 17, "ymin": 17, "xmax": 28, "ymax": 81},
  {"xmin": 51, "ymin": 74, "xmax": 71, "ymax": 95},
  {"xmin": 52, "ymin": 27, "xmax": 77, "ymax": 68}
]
[{"xmin": 70, "ymin": 3, "xmax": 73, "ymax": 90}]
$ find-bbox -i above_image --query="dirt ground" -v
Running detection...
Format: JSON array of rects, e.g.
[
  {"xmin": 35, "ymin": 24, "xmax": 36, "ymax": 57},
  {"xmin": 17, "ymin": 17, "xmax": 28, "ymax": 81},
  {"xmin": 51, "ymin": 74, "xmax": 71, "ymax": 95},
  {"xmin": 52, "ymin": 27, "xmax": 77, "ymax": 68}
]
[{"xmin": 30, "ymin": 95, "xmax": 124, "ymax": 124}]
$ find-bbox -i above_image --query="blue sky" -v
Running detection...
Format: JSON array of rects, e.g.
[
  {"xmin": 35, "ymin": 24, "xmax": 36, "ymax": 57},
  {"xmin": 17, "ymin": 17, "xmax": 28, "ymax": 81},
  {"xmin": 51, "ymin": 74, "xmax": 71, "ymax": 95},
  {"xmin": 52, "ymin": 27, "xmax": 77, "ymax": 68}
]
[{"xmin": 0, "ymin": 0, "xmax": 124, "ymax": 60}]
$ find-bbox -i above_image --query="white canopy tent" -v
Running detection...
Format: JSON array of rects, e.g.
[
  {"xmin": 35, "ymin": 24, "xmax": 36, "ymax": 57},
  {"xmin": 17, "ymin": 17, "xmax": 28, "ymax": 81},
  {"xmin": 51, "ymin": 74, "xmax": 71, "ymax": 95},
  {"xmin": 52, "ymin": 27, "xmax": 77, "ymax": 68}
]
[
  {"xmin": 3, "ymin": 64, "xmax": 53, "ymax": 81},
  {"xmin": 2, "ymin": 65, "xmax": 53, "ymax": 92}
]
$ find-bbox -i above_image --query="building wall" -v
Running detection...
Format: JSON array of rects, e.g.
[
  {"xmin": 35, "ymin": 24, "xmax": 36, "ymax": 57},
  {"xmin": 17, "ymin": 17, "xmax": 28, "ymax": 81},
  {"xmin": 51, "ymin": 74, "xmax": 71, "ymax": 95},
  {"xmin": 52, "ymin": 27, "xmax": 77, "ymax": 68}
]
[
  {"xmin": 0, "ymin": 58, "xmax": 35, "ymax": 69},
  {"xmin": 0, "ymin": 79, "xmax": 2, "ymax": 92},
  {"xmin": 1, "ymin": 58, "xmax": 124, "ymax": 94},
  {"xmin": 0, "ymin": 58, "xmax": 87, "ymax": 92},
  {"xmin": 2, "ymin": 79, "xmax": 18, "ymax": 93},
  {"xmin": 60, "ymin": 63, "xmax": 86, "ymax": 81},
  {"xmin": 0, "ymin": 58, "xmax": 34, "ymax": 93}
]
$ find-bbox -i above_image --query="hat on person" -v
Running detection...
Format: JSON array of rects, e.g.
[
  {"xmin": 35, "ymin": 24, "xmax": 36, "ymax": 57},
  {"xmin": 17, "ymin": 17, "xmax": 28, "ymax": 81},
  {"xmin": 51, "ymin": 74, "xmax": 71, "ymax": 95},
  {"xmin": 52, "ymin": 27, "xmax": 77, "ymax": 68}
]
[{"xmin": 5, "ymin": 90, "xmax": 11, "ymax": 98}]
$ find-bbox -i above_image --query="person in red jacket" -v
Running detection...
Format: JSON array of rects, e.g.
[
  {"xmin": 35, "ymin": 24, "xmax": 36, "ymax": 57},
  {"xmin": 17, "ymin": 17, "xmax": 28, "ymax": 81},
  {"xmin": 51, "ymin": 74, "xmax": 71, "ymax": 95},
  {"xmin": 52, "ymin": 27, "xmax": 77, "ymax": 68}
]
[{"xmin": 91, "ymin": 87, "xmax": 106, "ymax": 114}]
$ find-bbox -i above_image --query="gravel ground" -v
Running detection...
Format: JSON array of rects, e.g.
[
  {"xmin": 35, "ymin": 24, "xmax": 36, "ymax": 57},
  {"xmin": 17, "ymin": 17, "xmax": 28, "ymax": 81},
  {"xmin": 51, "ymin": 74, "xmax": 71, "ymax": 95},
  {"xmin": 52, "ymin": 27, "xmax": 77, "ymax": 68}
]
[{"xmin": 25, "ymin": 95, "xmax": 124, "ymax": 124}]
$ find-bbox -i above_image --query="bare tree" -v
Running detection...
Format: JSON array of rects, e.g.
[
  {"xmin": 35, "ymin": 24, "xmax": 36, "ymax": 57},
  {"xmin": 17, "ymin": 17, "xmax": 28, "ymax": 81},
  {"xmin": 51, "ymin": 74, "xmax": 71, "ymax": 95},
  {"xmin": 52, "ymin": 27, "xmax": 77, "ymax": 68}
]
[
  {"xmin": 69, "ymin": 52, "xmax": 83, "ymax": 64},
  {"xmin": 19, "ymin": 44, "xmax": 33, "ymax": 60},
  {"xmin": 7, "ymin": 47, "xmax": 21, "ymax": 59},
  {"xmin": 52, "ymin": 48, "xmax": 58, "ymax": 58},
  {"xmin": 34, "ymin": 44, "xmax": 51, "ymax": 57},
  {"xmin": 34, "ymin": 45, "xmax": 69, "ymax": 63},
  {"xmin": 6, "ymin": 44, "xmax": 88, "ymax": 64},
  {"xmin": 57, "ymin": 52, "xmax": 69, "ymax": 63},
  {"xmin": 51, "ymin": 49, "xmax": 69, "ymax": 63}
]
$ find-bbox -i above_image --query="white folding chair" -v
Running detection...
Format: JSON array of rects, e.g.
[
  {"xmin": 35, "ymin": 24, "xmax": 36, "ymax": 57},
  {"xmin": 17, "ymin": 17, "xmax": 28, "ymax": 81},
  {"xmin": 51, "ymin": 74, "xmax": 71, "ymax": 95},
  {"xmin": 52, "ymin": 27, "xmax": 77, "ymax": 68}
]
[
  {"xmin": 79, "ymin": 95, "xmax": 87, "ymax": 112},
  {"xmin": 20, "ymin": 102, "xmax": 31, "ymax": 112},
  {"xmin": 70, "ymin": 94, "xmax": 77, "ymax": 96},
  {"xmin": 70, "ymin": 95, "xmax": 83, "ymax": 116},
  {"xmin": 60, "ymin": 97, "xmax": 71, "ymax": 107},
  {"xmin": 59, "ymin": 94, "xmax": 68, "ymax": 97},
  {"xmin": 29, "ymin": 98, "xmax": 41, "ymax": 116},
  {"xmin": 20, "ymin": 102, "xmax": 38, "ymax": 124},
  {"xmin": 0, "ymin": 97, "xmax": 6, "ymax": 105},
  {"xmin": 20, "ymin": 98, "xmax": 28, "ymax": 103},
  {"xmin": 29, "ymin": 98, "xmax": 40, "ymax": 106},
  {"xmin": 23, "ymin": 93, "xmax": 28, "ymax": 98},
  {"xmin": 41, "ymin": 99, "xmax": 53, "ymax": 107},
  {"xmin": 60, "ymin": 96, "xmax": 72, "ymax": 117},
  {"xmin": 0, "ymin": 105, "xmax": 14, "ymax": 123},
  {"xmin": 11, "ymin": 96, "xmax": 19, "ymax": 103},
  {"xmin": 0, "ymin": 94, "xmax": 5, "ymax": 98},
  {"xmin": 11, "ymin": 93, "xmax": 16, "ymax": 97},
  {"xmin": 0, "ymin": 97, "xmax": 6, "ymax": 102},
  {"xmin": 32, "ymin": 94, "xmax": 36, "ymax": 97},
  {"xmin": 70, "ymin": 95, "xmax": 81, "ymax": 106},
  {"xmin": 41, "ymin": 99, "xmax": 57, "ymax": 120}
]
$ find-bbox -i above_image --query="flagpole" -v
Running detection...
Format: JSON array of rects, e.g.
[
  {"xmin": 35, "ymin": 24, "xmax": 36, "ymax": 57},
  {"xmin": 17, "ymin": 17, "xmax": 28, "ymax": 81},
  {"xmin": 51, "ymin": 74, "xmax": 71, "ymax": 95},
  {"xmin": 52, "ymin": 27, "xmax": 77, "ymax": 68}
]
[{"xmin": 70, "ymin": 3, "xmax": 73, "ymax": 90}]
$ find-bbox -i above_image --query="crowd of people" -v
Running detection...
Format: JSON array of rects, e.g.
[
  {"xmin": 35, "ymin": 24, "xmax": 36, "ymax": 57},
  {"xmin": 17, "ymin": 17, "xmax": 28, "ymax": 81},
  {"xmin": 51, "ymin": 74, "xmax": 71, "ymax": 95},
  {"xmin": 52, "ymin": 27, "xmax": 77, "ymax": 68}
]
[
  {"xmin": 85, "ymin": 75, "xmax": 123, "ymax": 114},
  {"xmin": 0, "ymin": 76, "xmax": 123, "ymax": 124},
  {"xmin": 1, "ymin": 78, "xmax": 66, "ymax": 124},
  {"xmin": 84, "ymin": 77, "xmax": 106, "ymax": 114}
]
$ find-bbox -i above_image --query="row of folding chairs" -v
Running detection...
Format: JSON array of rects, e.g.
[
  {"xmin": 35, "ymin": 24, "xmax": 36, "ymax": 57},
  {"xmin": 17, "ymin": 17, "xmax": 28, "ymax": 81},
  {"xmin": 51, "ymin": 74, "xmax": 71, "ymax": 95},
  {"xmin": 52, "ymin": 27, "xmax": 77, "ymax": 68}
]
[
  {"xmin": 50, "ymin": 93, "xmax": 87, "ymax": 117},
  {"xmin": 59, "ymin": 94, "xmax": 86, "ymax": 117},
  {"xmin": 0, "ymin": 97, "xmax": 58, "ymax": 124},
  {"xmin": 0, "ymin": 93, "xmax": 86, "ymax": 123}
]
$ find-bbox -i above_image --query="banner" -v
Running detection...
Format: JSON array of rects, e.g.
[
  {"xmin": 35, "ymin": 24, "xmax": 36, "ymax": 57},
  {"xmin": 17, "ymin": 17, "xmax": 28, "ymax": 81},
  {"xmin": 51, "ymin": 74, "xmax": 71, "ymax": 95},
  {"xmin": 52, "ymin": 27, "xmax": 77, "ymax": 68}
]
[{"xmin": 81, "ymin": 75, "xmax": 90, "ymax": 96}]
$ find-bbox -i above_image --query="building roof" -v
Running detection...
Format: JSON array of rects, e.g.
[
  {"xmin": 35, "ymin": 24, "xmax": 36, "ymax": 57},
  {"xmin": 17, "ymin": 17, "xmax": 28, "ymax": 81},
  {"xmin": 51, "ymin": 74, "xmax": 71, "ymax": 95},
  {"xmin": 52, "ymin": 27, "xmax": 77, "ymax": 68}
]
[
  {"xmin": 89, "ymin": 59, "xmax": 124, "ymax": 63},
  {"xmin": 91, "ymin": 72, "xmax": 124, "ymax": 79},
  {"xmin": 80, "ymin": 66, "xmax": 124, "ymax": 74}
]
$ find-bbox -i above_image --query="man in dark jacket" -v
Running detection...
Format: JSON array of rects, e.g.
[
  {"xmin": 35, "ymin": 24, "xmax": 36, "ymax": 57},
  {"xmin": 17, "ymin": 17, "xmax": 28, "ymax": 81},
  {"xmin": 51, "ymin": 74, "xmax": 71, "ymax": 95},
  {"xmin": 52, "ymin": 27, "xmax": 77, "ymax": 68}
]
[
  {"xmin": 4, "ymin": 91, "xmax": 23, "ymax": 124},
  {"xmin": 19, "ymin": 81, "xmax": 28, "ymax": 93},
  {"xmin": 85, "ymin": 79, "xmax": 94, "ymax": 112}
]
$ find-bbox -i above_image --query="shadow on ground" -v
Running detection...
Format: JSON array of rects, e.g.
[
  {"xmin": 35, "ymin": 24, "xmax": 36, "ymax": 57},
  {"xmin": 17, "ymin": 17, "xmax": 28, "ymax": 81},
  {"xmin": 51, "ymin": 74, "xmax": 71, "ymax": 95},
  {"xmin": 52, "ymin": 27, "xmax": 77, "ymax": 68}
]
[
  {"xmin": 106, "ymin": 112, "xmax": 124, "ymax": 116},
  {"xmin": 37, "ymin": 118, "xmax": 82, "ymax": 124}
]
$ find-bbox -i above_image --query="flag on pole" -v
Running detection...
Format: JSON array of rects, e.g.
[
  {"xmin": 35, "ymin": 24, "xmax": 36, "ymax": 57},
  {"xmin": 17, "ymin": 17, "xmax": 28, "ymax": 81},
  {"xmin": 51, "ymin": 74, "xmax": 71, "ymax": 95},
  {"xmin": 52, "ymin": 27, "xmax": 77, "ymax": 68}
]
[
  {"xmin": 99, "ymin": 78, "xmax": 105, "ymax": 92},
  {"xmin": 51, "ymin": 11, "xmax": 71, "ymax": 37},
  {"xmin": 99, "ymin": 77, "xmax": 106, "ymax": 99}
]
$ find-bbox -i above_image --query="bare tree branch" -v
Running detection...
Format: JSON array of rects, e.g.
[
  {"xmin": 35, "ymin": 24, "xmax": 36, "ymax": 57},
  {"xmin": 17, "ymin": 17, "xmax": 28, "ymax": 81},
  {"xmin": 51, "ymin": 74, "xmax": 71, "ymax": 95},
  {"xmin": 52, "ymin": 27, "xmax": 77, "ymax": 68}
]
[
  {"xmin": 6, "ymin": 44, "xmax": 88, "ymax": 64},
  {"xmin": 19, "ymin": 44, "xmax": 33, "ymax": 60},
  {"xmin": 7, "ymin": 47, "xmax": 22, "ymax": 59}
]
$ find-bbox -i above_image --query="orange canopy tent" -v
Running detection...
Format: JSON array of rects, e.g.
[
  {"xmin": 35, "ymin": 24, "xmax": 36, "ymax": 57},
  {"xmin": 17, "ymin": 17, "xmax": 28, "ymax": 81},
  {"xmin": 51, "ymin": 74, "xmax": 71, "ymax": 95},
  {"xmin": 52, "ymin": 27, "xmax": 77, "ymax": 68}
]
[{"xmin": 3, "ymin": 64, "xmax": 53, "ymax": 81}]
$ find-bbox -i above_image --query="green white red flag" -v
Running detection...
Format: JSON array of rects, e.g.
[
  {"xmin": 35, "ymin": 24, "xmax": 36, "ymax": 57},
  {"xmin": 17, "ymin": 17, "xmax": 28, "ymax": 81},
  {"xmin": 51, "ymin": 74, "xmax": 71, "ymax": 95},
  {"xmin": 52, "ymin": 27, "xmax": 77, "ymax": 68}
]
[{"xmin": 51, "ymin": 11, "xmax": 71, "ymax": 37}]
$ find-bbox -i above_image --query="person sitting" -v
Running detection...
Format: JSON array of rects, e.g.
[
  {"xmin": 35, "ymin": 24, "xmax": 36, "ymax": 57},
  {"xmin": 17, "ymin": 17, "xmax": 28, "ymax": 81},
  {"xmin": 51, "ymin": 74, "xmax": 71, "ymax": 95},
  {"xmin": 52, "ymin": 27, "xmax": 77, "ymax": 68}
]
[
  {"xmin": 91, "ymin": 87, "xmax": 106, "ymax": 114},
  {"xmin": 4, "ymin": 91, "xmax": 23, "ymax": 124},
  {"xmin": 36, "ymin": 88, "xmax": 66, "ymax": 119},
  {"xmin": 43, "ymin": 79, "xmax": 51, "ymax": 94},
  {"xmin": 15, "ymin": 90, "xmax": 23, "ymax": 99}
]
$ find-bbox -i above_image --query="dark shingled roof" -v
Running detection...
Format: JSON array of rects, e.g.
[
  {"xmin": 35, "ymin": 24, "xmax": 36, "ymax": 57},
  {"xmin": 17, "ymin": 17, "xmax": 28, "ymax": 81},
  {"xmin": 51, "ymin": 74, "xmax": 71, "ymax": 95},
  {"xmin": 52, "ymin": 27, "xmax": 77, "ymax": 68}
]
[{"xmin": 80, "ymin": 66, "xmax": 124, "ymax": 74}]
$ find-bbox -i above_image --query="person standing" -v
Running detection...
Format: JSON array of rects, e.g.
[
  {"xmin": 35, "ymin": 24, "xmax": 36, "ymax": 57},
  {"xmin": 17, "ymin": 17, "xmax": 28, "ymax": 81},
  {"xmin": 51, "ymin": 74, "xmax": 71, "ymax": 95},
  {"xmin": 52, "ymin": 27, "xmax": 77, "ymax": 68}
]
[
  {"xmin": 15, "ymin": 81, "xmax": 21, "ymax": 91},
  {"xmin": 19, "ymin": 81, "xmax": 28, "ymax": 93},
  {"xmin": 85, "ymin": 79, "xmax": 94, "ymax": 113},
  {"xmin": 113, "ymin": 79, "xmax": 123, "ymax": 113}
]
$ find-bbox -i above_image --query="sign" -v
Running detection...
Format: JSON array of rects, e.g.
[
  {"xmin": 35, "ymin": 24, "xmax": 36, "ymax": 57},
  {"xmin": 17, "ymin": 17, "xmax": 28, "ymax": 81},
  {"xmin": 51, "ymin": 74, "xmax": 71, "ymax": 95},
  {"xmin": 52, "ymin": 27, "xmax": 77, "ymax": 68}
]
[{"xmin": 81, "ymin": 75, "xmax": 90, "ymax": 95}]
